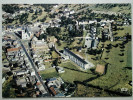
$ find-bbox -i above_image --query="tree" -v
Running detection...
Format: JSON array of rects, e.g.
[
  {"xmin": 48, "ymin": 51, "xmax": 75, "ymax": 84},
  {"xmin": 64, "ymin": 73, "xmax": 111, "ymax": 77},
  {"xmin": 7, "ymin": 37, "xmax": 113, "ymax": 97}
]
[
  {"xmin": 2, "ymin": 76, "xmax": 16, "ymax": 98},
  {"xmin": 2, "ymin": 4, "xmax": 19, "ymax": 14}
]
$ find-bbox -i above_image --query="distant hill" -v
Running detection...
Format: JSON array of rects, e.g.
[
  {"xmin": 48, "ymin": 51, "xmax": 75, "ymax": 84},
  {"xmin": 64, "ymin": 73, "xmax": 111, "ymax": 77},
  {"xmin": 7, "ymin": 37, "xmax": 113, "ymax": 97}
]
[{"xmin": 90, "ymin": 4, "xmax": 131, "ymax": 14}]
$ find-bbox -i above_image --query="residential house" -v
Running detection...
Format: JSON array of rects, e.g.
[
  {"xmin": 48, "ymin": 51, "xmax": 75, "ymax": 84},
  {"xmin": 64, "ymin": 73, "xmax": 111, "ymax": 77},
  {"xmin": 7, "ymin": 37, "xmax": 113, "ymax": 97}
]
[
  {"xmin": 85, "ymin": 36, "xmax": 93, "ymax": 48},
  {"xmin": 47, "ymin": 77, "xmax": 64, "ymax": 96},
  {"xmin": 36, "ymin": 82, "xmax": 48, "ymax": 95},
  {"xmin": 91, "ymin": 38, "xmax": 99, "ymax": 49},
  {"xmin": 56, "ymin": 66, "xmax": 65, "ymax": 73},
  {"xmin": 28, "ymin": 76, "xmax": 36, "ymax": 85},
  {"xmin": 7, "ymin": 47, "xmax": 21, "ymax": 60},
  {"xmin": 29, "ymin": 69, "xmax": 36, "ymax": 76},
  {"xmin": 16, "ymin": 77, "xmax": 30, "ymax": 87}
]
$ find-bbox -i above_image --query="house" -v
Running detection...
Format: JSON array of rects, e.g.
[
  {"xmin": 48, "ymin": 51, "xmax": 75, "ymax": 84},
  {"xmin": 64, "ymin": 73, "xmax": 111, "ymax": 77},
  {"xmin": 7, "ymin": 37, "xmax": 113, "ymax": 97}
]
[
  {"xmin": 16, "ymin": 77, "xmax": 30, "ymax": 87},
  {"xmin": 91, "ymin": 38, "xmax": 99, "ymax": 49},
  {"xmin": 37, "ymin": 64, "xmax": 45, "ymax": 71},
  {"xmin": 7, "ymin": 47, "xmax": 21, "ymax": 56},
  {"xmin": 2, "ymin": 77, "xmax": 6, "ymax": 84},
  {"xmin": 29, "ymin": 69, "xmax": 35, "ymax": 76},
  {"xmin": 36, "ymin": 82, "xmax": 48, "ymax": 95},
  {"xmin": 89, "ymin": 20, "xmax": 97, "ymax": 24},
  {"xmin": 53, "ymin": 5, "xmax": 58, "ymax": 8},
  {"xmin": 13, "ymin": 68, "xmax": 29, "ymax": 76},
  {"xmin": 56, "ymin": 66, "xmax": 65, "ymax": 73},
  {"xmin": 49, "ymin": 87, "xmax": 57, "ymax": 96},
  {"xmin": 42, "ymin": 23, "xmax": 50, "ymax": 30},
  {"xmin": 28, "ymin": 76, "xmax": 36, "ymax": 85},
  {"xmin": 47, "ymin": 77, "xmax": 64, "ymax": 96},
  {"xmin": 85, "ymin": 37, "xmax": 93, "ymax": 48},
  {"xmin": 16, "ymin": 26, "xmax": 41, "ymax": 40},
  {"xmin": 63, "ymin": 48, "xmax": 94, "ymax": 69},
  {"xmin": 70, "ymin": 10, "xmax": 75, "ymax": 14}
]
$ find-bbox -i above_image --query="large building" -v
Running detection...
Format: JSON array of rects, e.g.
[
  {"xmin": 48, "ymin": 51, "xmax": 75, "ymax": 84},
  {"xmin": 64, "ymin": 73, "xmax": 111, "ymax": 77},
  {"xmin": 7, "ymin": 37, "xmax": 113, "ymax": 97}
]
[{"xmin": 63, "ymin": 48, "xmax": 94, "ymax": 70}]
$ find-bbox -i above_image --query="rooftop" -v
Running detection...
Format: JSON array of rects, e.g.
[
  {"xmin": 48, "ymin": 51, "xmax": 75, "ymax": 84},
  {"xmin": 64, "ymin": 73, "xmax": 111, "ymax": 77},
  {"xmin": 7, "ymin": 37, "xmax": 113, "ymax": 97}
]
[{"xmin": 7, "ymin": 47, "xmax": 21, "ymax": 52}]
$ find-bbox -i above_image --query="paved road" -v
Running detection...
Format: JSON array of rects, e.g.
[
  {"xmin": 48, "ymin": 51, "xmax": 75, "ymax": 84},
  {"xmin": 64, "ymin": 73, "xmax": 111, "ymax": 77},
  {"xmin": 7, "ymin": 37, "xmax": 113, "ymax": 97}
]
[{"xmin": 11, "ymin": 33, "xmax": 51, "ymax": 97}]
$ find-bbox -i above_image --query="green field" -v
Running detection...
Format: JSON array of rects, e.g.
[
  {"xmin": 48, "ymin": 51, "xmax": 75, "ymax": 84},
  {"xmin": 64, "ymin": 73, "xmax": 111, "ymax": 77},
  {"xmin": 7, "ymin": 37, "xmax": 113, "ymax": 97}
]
[
  {"xmin": 58, "ymin": 61, "xmax": 97, "ymax": 83},
  {"xmin": 40, "ymin": 68, "xmax": 59, "ymax": 80},
  {"xmin": 127, "ymin": 42, "xmax": 132, "ymax": 67},
  {"xmin": 40, "ymin": 60, "xmax": 97, "ymax": 83},
  {"xmin": 87, "ymin": 25, "xmax": 132, "ymax": 94}
]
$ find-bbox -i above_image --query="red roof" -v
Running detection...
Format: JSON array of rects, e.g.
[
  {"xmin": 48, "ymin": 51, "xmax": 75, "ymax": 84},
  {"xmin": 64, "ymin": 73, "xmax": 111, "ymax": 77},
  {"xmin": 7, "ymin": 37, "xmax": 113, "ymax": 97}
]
[
  {"xmin": 36, "ymin": 82, "xmax": 40, "ymax": 86},
  {"xmin": 7, "ymin": 47, "xmax": 21, "ymax": 52},
  {"xmin": 50, "ymin": 87, "xmax": 57, "ymax": 95}
]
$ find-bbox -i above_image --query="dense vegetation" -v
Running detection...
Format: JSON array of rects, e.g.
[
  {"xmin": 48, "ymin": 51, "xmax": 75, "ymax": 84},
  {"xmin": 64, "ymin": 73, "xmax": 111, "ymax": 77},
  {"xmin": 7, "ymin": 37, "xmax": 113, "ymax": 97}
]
[{"xmin": 2, "ymin": 4, "xmax": 19, "ymax": 14}]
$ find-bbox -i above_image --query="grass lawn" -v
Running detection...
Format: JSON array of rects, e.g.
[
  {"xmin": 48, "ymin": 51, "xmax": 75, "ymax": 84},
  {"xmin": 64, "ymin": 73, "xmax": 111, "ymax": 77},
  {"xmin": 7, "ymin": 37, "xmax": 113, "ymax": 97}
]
[
  {"xmin": 86, "ymin": 24, "xmax": 132, "ymax": 94},
  {"xmin": 51, "ymin": 51, "xmax": 59, "ymax": 58},
  {"xmin": 40, "ymin": 68, "xmax": 59, "ymax": 80},
  {"xmin": 127, "ymin": 42, "xmax": 132, "ymax": 67},
  {"xmin": 74, "ymin": 83, "xmax": 114, "ymax": 97},
  {"xmin": 44, "ymin": 62, "xmax": 53, "ymax": 69},
  {"xmin": 87, "ymin": 41, "xmax": 132, "ymax": 93},
  {"xmin": 113, "ymin": 26, "xmax": 131, "ymax": 37},
  {"xmin": 55, "ymin": 41, "xmax": 68, "ymax": 50}
]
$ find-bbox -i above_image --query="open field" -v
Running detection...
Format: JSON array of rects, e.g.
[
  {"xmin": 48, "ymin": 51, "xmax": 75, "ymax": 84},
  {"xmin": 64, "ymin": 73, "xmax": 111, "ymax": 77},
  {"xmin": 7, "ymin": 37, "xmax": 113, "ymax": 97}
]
[
  {"xmin": 87, "ymin": 25, "xmax": 132, "ymax": 94},
  {"xmin": 113, "ymin": 26, "xmax": 131, "ymax": 37},
  {"xmin": 89, "ymin": 4, "xmax": 131, "ymax": 14},
  {"xmin": 40, "ymin": 60, "xmax": 97, "ymax": 84},
  {"xmin": 40, "ymin": 68, "xmax": 59, "ymax": 80},
  {"xmin": 58, "ymin": 61, "xmax": 97, "ymax": 83}
]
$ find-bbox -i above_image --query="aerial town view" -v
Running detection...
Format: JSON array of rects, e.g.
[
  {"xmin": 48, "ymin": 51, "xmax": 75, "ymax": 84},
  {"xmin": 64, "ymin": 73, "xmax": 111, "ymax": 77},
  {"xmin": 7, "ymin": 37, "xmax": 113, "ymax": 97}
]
[{"xmin": 2, "ymin": 4, "xmax": 132, "ymax": 97}]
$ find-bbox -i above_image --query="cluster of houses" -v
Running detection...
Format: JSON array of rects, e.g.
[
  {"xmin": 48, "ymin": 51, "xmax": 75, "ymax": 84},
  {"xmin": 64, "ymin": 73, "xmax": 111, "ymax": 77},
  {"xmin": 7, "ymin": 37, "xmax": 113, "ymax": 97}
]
[
  {"xmin": 46, "ymin": 77, "xmax": 65, "ymax": 97},
  {"xmin": 2, "ymin": 4, "xmax": 42, "ymax": 22},
  {"xmin": 85, "ymin": 26, "xmax": 99, "ymax": 49},
  {"xmin": 51, "ymin": 5, "xmax": 75, "ymax": 18},
  {"xmin": 2, "ymin": 34, "xmax": 49, "ymax": 97}
]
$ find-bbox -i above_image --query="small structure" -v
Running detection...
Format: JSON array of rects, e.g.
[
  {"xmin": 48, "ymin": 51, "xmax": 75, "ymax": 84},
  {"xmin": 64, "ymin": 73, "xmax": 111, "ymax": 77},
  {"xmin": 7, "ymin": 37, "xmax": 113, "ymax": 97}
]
[
  {"xmin": 36, "ymin": 82, "xmax": 48, "ymax": 95},
  {"xmin": 47, "ymin": 77, "xmax": 65, "ymax": 97},
  {"xmin": 16, "ymin": 77, "xmax": 29, "ymax": 87},
  {"xmin": 56, "ymin": 66, "xmax": 65, "ymax": 73}
]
